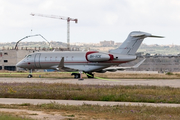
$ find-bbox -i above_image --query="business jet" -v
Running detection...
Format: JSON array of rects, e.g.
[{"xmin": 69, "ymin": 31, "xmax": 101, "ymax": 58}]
[{"xmin": 16, "ymin": 31, "xmax": 163, "ymax": 79}]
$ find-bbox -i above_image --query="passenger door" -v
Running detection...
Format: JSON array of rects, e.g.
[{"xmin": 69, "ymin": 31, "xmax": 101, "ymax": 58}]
[{"xmin": 34, "ymin": 53, "xmax": 41, "ymax": 68}]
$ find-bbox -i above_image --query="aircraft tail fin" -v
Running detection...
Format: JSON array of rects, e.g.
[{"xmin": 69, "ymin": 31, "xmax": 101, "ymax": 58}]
[{"xmin": 109, "ymin": 31, "xmax": 164, "ymax": 55}]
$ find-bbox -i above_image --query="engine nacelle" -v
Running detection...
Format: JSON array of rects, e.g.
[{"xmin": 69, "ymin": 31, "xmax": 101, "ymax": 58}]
[{"xmin": 86, "ymin": 51, "xmax": 114, "ymax": 62}]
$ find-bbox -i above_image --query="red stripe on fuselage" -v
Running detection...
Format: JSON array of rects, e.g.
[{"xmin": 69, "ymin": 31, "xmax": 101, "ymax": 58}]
[
  {"xmin": 35, "ymin": 61, "xmax": 129, "ymax": 64},
  {"xmin": 22, "ymin": 61, "xmax": 129, "ymax": 66},
  {"xmin": 85, "ymin": 51, "xmax": 98, "ymax": 61}
]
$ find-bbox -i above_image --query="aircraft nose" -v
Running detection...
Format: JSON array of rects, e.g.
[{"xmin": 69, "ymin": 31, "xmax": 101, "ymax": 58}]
[{"xmin": 16, "ymin": 61, "xmax": 23, "ymax": 68}]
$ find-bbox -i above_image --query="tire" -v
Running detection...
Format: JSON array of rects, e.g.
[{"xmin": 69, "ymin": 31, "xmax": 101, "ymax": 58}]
[
  {"xmin": 87, "ymin": 73, "xmax": 94, "ymax": 78},
  {"xmin": 73, "ymin": 73, "xmax": 81, "ymax": 79},
  {"xmin": 75, "ymin": 74, "xmax": 80, "ymax": 79},
  {"xmin": 27, "ymin": 74, "xmax": 33, "ymax": 78}
]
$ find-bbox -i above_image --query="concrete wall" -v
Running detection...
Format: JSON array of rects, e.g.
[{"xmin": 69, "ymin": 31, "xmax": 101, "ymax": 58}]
[
  {"xmin": 0, "ymin": 48, "xmax": 76, "ymax": 71},
  {"xmin": 0, "ymin": 49, "xmax": 33, "ymax": 71},
  {"xmin": 121, "ymin": 57, "xmax": 180, "ymax": 72}
]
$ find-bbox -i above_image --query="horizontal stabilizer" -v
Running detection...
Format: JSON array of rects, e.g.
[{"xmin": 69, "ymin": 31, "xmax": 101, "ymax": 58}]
[
  {"xmin": 109, "ymin": 31, "xmax": 164, "ymax": 55},
  {"xmin": 149, "ymin": 35, "xmax": 164, "ymax": 38},
  {"xmin": 130, "ymin": 33, "xmax": 147, "ymax": 37},
  {"xmin": 131, "ymin": 32, "xmax": 164, "ymax": 38}
]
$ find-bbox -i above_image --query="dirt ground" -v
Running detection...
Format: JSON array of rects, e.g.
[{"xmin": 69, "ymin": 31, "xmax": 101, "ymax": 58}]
[{"xmin": 0, "ymin": 108, "xmax": 67, "ymax": 120}]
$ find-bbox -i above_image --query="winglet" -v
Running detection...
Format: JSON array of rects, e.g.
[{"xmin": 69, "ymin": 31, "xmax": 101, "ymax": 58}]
[
  {"xmin": 131, "ymin": 58, "xmax": 146, "ymax": 68},
  {"xmin": 58, "ymin": 57, "xmax": 64, "ymax": 68}
]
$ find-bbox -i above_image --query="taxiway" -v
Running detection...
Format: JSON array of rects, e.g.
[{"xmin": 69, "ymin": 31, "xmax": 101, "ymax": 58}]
[{"xmin": 0, "ymin": 77, "xmax": 180, "ymax": 87}]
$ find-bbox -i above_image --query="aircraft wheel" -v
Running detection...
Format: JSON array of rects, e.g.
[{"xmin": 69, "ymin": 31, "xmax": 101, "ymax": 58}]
[
  {"xmin": 27, "ymin": 74, "xmax": 33, "ymax": 78},
  {"xmin": 75, "ymin": 74, "xmax": 80, "ymax": 79},
  {"xmin": 87, "ymin": 73, "xmax": 94, "ymax": 78}
]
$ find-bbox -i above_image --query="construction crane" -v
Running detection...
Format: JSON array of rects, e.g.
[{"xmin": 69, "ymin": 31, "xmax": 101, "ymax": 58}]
[{"xmin": 30, "ymin": 13, "xmax": 78, "ymax": 50}]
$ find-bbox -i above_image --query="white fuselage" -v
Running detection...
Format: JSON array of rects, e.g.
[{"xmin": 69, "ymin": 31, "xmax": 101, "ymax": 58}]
[
  {"xmin": 16, "ymin": 31, "xmax": 163, "ymax": 73},
  {"xmin": 16, "ymin": 51, "xmax": 137, "ymax": 72}
]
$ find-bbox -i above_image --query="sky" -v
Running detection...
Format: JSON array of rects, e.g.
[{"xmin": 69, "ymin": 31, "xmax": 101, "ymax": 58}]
[{"xmin": 0, "ymin": 0, "xmax": 180, "ymax": 45}]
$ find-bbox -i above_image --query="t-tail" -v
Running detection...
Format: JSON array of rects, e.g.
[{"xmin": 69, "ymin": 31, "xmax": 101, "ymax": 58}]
[{"xmin": 109, "ymin": 31, "xmax": 164, "ymax": 55}]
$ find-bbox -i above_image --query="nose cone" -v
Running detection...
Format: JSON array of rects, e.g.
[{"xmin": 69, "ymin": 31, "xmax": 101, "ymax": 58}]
[{"xmin": 16, "ymin": 61, "xmax": 23, "ymax": 68}]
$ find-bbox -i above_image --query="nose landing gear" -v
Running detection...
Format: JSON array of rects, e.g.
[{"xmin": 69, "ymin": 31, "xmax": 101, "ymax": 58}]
[{"xmin": 27, "ymin": 69, "xmax": 33, "ymax": 78}]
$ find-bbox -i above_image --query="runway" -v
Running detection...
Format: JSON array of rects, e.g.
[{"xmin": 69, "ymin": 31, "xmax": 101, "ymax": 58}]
[{"xmin": 0, "ymin": 77, "xmax": 180, "ymax": 88}]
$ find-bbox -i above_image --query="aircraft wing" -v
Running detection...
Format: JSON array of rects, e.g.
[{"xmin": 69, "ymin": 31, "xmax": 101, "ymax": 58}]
[
  {"xmin": 97, "ymin": 59, "xmax": 146, "ymax": 73},
  {"xmin": 57, "ymin": 57, "xmax": 79, "ymax": 72}
]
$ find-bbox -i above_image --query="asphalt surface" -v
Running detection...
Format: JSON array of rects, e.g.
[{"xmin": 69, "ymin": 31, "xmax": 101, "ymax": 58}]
[
  {"xmin": 1, "ymin": 98, "xmax": 180, "ymax": 107},
  {"xmin": 0, "ymin": 77, "xmax": 180, "ymax": 107}
]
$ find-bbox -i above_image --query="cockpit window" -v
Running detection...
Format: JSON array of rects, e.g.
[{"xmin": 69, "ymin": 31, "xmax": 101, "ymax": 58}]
[{"xmin": 27, "ymin": 55, "xmax": 32, "ymax": 58}]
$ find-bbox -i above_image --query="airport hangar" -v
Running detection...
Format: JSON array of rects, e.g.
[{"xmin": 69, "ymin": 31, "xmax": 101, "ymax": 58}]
[{"xmin": 1, "ymin": 47, "xmax": 180, "ymax": 72}]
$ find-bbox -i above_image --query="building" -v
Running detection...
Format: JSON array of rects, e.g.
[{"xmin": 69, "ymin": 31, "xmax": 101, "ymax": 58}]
[
  {"xmin": 120, "ymin": 55, "xmax": 180, "ymax": 72},
  {"xmin": 0, "ymin": 49, "xmax": 32, "ymax": 71},
  {"xmin": 100, "ymin": 40, "xmax": 114, "ymax": 47}
]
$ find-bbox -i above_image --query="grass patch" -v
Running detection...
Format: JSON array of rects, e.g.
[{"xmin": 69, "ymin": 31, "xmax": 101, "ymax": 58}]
[
  {"xmin": 19, "ymin": 103, "xmax": 31, "ymax": 106},
  {"xmin": 0, "ymin": 112, "xmax": 33, "ymax": 120},
  {"xmin": 1, "ymin": 103, "xmax": 180, "ymax": 120},
  {"xmin": 1, "ymin": 83, "xmax": 180, "ymax": 103},
  {"xmin": 166, "ymin": 72, "xmax": 174, "ymax": 75}
]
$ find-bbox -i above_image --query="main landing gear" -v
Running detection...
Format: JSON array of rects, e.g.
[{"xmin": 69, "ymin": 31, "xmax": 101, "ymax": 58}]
[
  {"xmin": 86, "ymin": 72, "xmax": 94, "ymax": 78},
  {"xmin": 71, "ymin": 72, "xmax": 94, "ymax": 79},
  {"xmin": 71, "ymin": 73, "xmax": 81, "ymax": 79}
]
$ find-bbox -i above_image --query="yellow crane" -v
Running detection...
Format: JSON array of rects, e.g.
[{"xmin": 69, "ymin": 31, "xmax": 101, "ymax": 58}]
[{"xmin": 30, "ymin": 13, "xmax": 78, "ymax": 50}]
